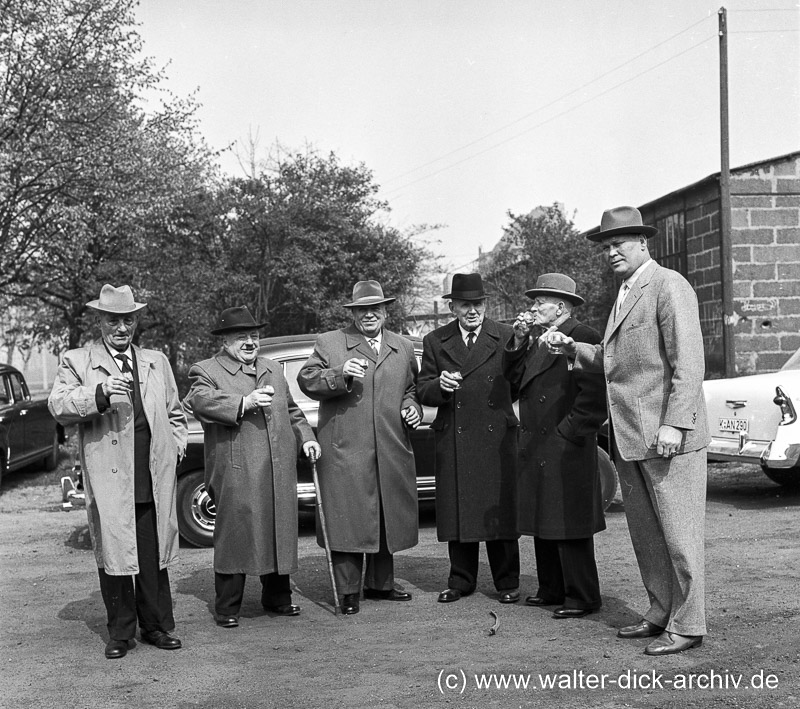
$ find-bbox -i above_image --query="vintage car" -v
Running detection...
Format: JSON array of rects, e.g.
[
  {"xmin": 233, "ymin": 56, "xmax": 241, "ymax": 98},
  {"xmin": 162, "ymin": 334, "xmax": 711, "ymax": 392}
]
[
  {"xmin": 175, "ymin": 334, "xmax": 619, "ymax": 547},
  {"xmin": 703, "ymin": 346, "xmax": 800, "ymax": 488},
  {"xmin": 0, "ymin": 363, "xmax": 62, "ymax": 485}
]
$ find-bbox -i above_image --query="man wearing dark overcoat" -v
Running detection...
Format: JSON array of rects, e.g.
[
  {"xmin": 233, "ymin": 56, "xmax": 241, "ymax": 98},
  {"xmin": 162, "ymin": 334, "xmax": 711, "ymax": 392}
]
[
  {"xmin": 297, "ymin": 281, "xmax": 422, "ymax": 615},
  {"xmin": 185, "ymin": 306, "xmax": 319, "ymax": 628},
  {"xmin": 48, "ymin": 284, "xmax": 188, "ymax": 659},
  {"xmin": 417, "ymin": 273, "xmax": 521, "ymax": 604},
  {"xmin": 503, "ymin": 273, "xmax": 607, "ymax": 619},
  {"xmin": 547, "ymin": 206, "xmax": 710, "ymax": 656}
]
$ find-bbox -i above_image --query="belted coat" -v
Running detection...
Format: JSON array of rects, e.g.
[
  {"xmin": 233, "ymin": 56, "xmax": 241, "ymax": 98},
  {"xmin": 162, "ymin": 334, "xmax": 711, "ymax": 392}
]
[
  {"xmin": 297, "ymin": 326, "xmax": 421, "ymax": 554},
  {"xmin": 417, "ymin": 318, "xmax": 519, "ymax": 543},
  {"xmin": 185, "ymin": 352, "xmax": 315, "ymax": 575},
  {"xmin": 503, "ymin": 317, "xmax": 607, "ymax": 540},
  {"xmin": 48, "ymin": 344, "xmax": 188, "ymax": 575}
]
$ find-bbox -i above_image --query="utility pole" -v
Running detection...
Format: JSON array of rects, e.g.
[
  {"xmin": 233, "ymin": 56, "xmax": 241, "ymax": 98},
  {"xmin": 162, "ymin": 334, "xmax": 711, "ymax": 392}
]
[{"xmin": 719, "ymin": 6, "xmax": 736, "ymax": 377}]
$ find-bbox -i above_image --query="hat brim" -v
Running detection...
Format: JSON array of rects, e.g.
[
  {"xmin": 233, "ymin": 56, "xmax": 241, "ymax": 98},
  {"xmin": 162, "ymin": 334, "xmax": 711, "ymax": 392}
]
[
  {"xmin": 442, "ymin": 291, "xmax": 488, "ymax": 301},
  {"xmin": 86, "ymin": 301, "xmax": 147, "ymax": 314},
  {"xmin": 211, "ymin": 322, "xmax": 268, "ymax": 335},
  {"xmin": 585, "ymin": 224, "xmax": 658, "ymax": 242},
  {"xmin": 524, "ymin": 288, "xmax": 585, "ymax": 306},
  {"xmin": 342, "ymin": 297, "xmax": 396, "ymax": 308}
]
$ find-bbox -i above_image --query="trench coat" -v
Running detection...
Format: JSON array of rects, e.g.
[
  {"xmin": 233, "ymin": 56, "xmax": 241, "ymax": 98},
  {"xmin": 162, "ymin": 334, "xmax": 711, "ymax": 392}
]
[
  {"xmin": 417, "ymin": 318, "xmax": 520, "ymax": 543},
  {"xmin": 48, "ymin": 344, "xmax": 188, "ymax": 575},
  {"xmin": 503, "ymin": 317, "xmax": 607, "ymax": 540},
  {"xmin": 185, "ymin": 351, "xmax": 315, "ymax": 576},
  {"xmin": 297, "ymin": 325, "xmax": 421, "ymax": 555}
]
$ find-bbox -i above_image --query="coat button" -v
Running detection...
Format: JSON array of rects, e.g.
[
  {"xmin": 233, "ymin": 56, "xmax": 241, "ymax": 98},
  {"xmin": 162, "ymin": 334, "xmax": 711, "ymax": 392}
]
[
  {"xmin": 540, "ymin": 427, "xmax": 547, "ymax": 434},
  {"xmin": 457, "ymin": 426, "xmax": 463, "ymax": 433},
  {"xmin": 539, "ymin": 396, "xmax": 546, "ymax": 402},
  {"xmin": 488, "ymin": 424, "xmax": 494, "ymax": 432},
  {"xmin": 111, "ymin": 468, "xmax": 118, "ymax": 474},
  {"xmin": 487, "ymin": 375, "xmax": 494, "ymax": 382},
  {"xmin": 456, "ymin": 401, "xmax": 462, "ymax": 408},
  {"xmin": 520, "ymin": 394, "xmax": 527, "ymax": 401},
  {"xmin": 539, "ymin": 461, "xmax": 546, "ymax": 468},
  {"xmin": 111, "ymin": 440, "xmax": 118, "ymax": 445},
  {"xmin": 487, "ymin": 399, "xmax": 494, "ymax": 407},
  {"xmin": 520, "ymin": 425, "xmax": 527, "ymax": 433}
]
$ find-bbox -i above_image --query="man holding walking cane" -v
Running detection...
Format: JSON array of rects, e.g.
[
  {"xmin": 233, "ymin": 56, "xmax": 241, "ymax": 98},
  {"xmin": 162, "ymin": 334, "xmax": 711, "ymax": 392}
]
[
  {"xmin": 298, "ymin": 280, "xmax": 422, "ymax": 615},
  {"xmin": 185, "ymin": 306, "xmax": 320, "ymax": 628}
]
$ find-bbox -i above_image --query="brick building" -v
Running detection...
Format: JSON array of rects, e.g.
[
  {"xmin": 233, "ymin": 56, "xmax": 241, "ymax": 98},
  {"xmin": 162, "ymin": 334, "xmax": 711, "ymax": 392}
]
[{"xmin": 590, "ymin": 151, "xmax": 800, "ymax": 377}]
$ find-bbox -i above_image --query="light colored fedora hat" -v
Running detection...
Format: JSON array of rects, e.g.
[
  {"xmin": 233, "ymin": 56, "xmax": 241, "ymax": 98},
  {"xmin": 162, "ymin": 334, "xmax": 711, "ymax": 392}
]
[
  {"xmin": 586, "ymin": 206, "xmax": 658, "ymax": 242},
  {"xmin": 86, "ymin": 284, "xmax": 147, "ymax": 314},
  {"xmin": 525, "ymin": 273, "xmax": 585, "ymax": 306},
  {"xmin": 342, "ymin": 280, "xmax": 396, "ymax": 308}
]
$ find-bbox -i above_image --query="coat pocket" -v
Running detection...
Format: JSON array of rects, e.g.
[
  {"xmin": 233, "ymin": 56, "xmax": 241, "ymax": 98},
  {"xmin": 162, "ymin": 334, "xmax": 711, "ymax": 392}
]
[{"xmin": 637, "ymin": 392, "xmax": 668, "ymax": 450}]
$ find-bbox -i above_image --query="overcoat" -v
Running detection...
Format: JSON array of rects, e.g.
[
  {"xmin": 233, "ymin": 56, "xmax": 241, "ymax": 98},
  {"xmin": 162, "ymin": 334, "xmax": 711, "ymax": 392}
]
[
  {"xmin": 185, "ymin": 351, "xmax": 315, "ymax": 576},
  {"xmin": 574, "ymin": 262, "xmax": 709, "ymax": 460},
  {"xmin": 503, "ymin": 317, "xmax": 607, "ymax": 539},
  {"xmin": 417, "ymin": 318, "xmax": 519, "ymax": 543},
  {"xmin": 297, "ymin": 325, "xmax": 421, "ymax": 555},
  {"xmin": 48, "ymin": 344, "xmax": 188, "ymax": 575}
]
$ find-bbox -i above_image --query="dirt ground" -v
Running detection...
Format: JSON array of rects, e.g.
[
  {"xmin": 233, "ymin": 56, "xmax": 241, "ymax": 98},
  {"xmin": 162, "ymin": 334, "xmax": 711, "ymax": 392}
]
[{"xmin": 1, "ymin": 443, "xmax": 799, "ymax": 709}]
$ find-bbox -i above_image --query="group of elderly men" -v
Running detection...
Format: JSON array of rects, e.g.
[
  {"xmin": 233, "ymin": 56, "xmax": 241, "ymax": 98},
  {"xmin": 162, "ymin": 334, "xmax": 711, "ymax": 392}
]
[{"xmin": 49, "ymin": 205, "xmax": 709, "ymax": 660}]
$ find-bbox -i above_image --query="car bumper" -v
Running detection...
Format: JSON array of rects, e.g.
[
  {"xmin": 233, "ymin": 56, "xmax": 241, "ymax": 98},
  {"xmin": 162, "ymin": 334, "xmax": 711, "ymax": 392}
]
[
  {"xmin": 297, "ymin": 476, "xmax": 437, "ymax": 508},
  {"xmin": 761, "ymin": 440, "xmax": 800, "ymax": 469},
  {"xmin": 707, "ymin": 435, "xmax": 770, "ymax": 464}
]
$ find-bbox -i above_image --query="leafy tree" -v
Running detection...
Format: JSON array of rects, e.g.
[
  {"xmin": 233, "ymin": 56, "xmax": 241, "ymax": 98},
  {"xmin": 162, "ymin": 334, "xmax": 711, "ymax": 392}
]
[{"xmin": 482, "ymin": 204, "xmax": 615, "ymax": 332}]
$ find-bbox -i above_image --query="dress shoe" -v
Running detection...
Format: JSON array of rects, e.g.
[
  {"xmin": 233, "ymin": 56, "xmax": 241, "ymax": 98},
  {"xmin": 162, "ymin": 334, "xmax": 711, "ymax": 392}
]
[
  {"xmin": 216, "ymin": 616, "xmax": 239, "ymax": 628},
  {"xmin": 364, "ymin": 588, "xmax": 412, "ymax": 601},
  {"xmin": 341, "ymin": 593, "xmax": 360, "ymax": 615},
  {"xmin": 140, "ymin": 630, "xmax": 182, "ymax": 650},
  {"xmin": 499, "ymin": 590, "xmax": 520, "ymax": 604},
  {"xmin": 644, "ymin": 631, "xmax": 702, "ymax": 656},
  {"xmin": 552, "ymin": 606, "xmax": 594, "ymax": 619},
  {"xmin": 437, "ymin": 588, "xmax": 462, "ymax": 603},
  {"xmin": 524, "ymin": 596, "xmax": 561, "ymax": 606},
  {"xmin": 105, "ymin": 639, "xmax": 129, "ymax": 659},
  {"xmin": 617, "ymin": 619, "xmax": 665, "ymax": 639},
  {"xmin": 263, "ymin": 603, "xmax": 301, "ymax": 616}
]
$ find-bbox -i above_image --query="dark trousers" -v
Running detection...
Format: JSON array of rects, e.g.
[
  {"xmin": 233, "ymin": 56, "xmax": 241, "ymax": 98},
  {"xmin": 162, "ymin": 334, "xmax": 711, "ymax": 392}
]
[
  {"xmin": 214, "ymin": 572, "xmax": 292, "ymax": 618},
  {"xmin": 533, "ymin": 536, "xmax": 602, "ymax": 610},
  {"xmin": 97, "ymin": 502, "xmax": 174, "ymax": 641},
  {"xmin": 447, "ymin": 539, "xmax": 520, "ymax": 593},
  {"xmin": 331, "ymin": 505, "xmax": 394, "ymax": 596}
]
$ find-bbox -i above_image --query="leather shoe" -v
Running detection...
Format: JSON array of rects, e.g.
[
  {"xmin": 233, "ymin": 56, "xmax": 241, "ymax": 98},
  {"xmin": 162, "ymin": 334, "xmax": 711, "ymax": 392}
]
[
  {"xmin": 140, "ymin": 630, "xmax": 182, "ymax": 650},
  {"xmin": 216, "ymin": 616, "xmax": 239, "ymax": 628},
  {"xmin": 105, "ymin": 639, "xmax": 128, "ymax": 659},
  {"xmin": 552, "ymin": 606, "xmax": 594, "ymax": 619},
  {"xmin": 499, "ymin": 590, "xmax": 520, "ymax": 604},
  {"xmin": 617, "ymin": 619, "xmax": 665, "ymax": 639},
  {"xmin": 525, "ymin": 596, "xmax": 561, "ymax": 606},
  {"xmin": 263, "ymin": 603, "xmax": 301, "ymax": 616},
  {"xmin": 438, "ymin": 588, "xmax": 462, "ymax": 603},
  {"xmin": 644, "ymin": 631, "xmax": 702, "ymax": 656},
  {"xmin": 341, "ymin": 593, "xmax": 360, "ymax": 615},
  {"xmin": 364, "ymin": 588, "xmax": 412, "ymax": 601}
]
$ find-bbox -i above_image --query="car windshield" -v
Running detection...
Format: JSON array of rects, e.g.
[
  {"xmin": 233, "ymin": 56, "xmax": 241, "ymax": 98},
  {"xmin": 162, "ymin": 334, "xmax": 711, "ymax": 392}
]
[{"xmin": 781, "ymin": 347, "xmax": 800, "ymax": 371}]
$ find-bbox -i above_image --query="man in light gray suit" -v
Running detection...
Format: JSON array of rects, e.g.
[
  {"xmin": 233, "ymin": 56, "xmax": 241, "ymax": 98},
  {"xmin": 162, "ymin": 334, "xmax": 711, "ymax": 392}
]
[{"xmin": 545, "ymin": 206, "xmax": 709, "ymax": 656}]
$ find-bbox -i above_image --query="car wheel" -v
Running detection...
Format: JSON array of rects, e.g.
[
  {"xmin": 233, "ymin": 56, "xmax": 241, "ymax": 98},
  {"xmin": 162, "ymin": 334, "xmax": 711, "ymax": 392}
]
[
  {"xmin": 760, "ymin": 465, "xmax": 800, "ymax": 489},
  {"xmin": 598, "ymin": 446, "xmax": 619, "ymax": 510},
  {"xmin": 176, "ymin": 469, "xmax": 215, "ymax": 547},
  {"xmin": 43, "ymin": 429, "xmax": 60, "ymax": 471}
]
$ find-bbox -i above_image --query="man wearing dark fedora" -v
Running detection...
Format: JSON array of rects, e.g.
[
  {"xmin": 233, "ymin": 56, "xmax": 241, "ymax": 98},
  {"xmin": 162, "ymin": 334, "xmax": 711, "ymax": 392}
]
[
  {"xmin": 417, "ymin": 273, "xmax": 521, "ymax": 604},
  {"xmin": 503, "ymin": 274, "xmax": 607, "ymax": 619},
  {"xmin": 545, "ymin": 206, "xmax": 709, "ymax": 655},
  {"xmin": 298, "ymin": 281, "xmax": 422, "ymax": 615},
  {"xmin": 185, "ymin": 306, "xmax": 320, "ymax": 628},
  {"xmin": 49, "ymin": 284, "xmax": 188, "ymax": 659}
]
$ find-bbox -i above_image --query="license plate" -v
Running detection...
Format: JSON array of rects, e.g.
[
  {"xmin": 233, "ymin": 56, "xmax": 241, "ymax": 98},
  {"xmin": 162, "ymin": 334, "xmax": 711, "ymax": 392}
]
[{"xmin": 719, "ymin": 417, "xmax": 748, "ymax": 432}]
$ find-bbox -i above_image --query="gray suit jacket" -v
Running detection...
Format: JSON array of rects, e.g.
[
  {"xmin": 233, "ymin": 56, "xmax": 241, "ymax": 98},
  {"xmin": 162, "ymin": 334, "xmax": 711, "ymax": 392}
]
[{"xmin": 574, "ymin": 261, "xmax": 710, "ymax": 461}]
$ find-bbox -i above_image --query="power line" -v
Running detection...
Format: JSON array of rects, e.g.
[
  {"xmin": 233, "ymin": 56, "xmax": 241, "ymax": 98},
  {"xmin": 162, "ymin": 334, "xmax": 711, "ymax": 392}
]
[
  {"xmin": 382, "ymin": 34, "xmax": 716, "ymax": 198},
  {"xmin": 381, "ymin": 14, "xmax": 714, "ymax": 186}
]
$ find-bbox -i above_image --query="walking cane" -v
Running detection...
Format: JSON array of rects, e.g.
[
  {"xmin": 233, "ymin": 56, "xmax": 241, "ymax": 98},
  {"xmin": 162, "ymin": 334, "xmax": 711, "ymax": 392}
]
[{"xmin": 310, "ymin": 450, "xmax": 340, "ymax": 614}]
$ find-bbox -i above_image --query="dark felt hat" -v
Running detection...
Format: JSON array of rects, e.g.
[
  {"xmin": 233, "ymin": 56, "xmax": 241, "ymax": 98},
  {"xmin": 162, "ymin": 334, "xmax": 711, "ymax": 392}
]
[
  {"xmin": 442, "ymin": 273, "xmax": 488, "ymax": 300},
  {"xmin": 210, "ymin": 306, "xmax": 267, "ymax": 335}
]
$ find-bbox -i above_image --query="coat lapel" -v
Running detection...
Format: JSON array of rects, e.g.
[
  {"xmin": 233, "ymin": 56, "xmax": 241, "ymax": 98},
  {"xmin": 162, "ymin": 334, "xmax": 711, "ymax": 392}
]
[
  {"xmin": 461, "ymin": 319, "xmax": 501, "ymax": 378},
  {"xmin": 605, "ymin": 261, "xmax": 657, "ymax": 340},
  {"xmin": 440, "ymin": 320, "xmax": 466, "ymax": 370},
  {"xmin": 343, "ymin": 325, "xmax": 377, "ymax": 364},
  {"xmin": 520, "ymin": 318, "xmax": 576, "ymax": 390},
  {"xmin": 377, "ymin": 330, "xmax": 401, "ymax": 368}
]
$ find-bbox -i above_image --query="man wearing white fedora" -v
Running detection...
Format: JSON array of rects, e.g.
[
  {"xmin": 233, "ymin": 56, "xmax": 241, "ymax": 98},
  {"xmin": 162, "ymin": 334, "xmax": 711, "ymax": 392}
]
[
  {"xmin": 49, "ymin": 284, "xmax": 188, "ymax": 659},
  {"xmin": 298, "ymin": 280, "xmax": 422, "ymax": 615},
  {"xmin": 545, "ymin": 207, "xmax": 709, "ymax": 656}
]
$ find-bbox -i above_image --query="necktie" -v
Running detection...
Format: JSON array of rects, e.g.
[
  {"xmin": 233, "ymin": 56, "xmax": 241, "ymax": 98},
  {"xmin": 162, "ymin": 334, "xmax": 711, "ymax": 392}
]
[
  {"xmin": 615, "ymin": 283, "xmax": 630, "ymax": 317},
  {"xmin": 368, "ymin": 338, "xmax": 379, "ymax": 355},
  {"xmin": 466, "ymin": 332, "xmax": 475, "ymax": 350},
  {"xmin": 115, "ymin": 353, "xmax": 134, "ymax": 401}
]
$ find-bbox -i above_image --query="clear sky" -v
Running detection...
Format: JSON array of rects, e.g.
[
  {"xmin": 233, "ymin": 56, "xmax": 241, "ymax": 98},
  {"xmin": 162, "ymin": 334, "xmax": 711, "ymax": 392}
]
[{"xmin": 135, "ymin": 0, "xmax": 799, "ymax": 271}]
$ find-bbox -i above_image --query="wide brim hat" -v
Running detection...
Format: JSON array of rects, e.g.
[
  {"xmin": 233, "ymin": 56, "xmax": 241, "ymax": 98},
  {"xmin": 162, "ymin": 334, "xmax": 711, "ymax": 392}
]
[
  {"xmin": 342, "ymin": 280, "xmax": 396, "ymax": 308},
  {"xmin": 442, "ymin": 273, "xmax": 488, "ymax": 300},
  {"xmin": 525, "ymin": 273, "xmax": 585, "ymax": 306},
  {"xmin": 586, "ymin": 206, "xmax": 658, "ymax": 242},
  {"xmin": 210, "ymin": 306, "xmax": 267, "ymax": 335},
  {"xmin": 86, "ymin": 284, "xmax": 147, "ymax": 314}
]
